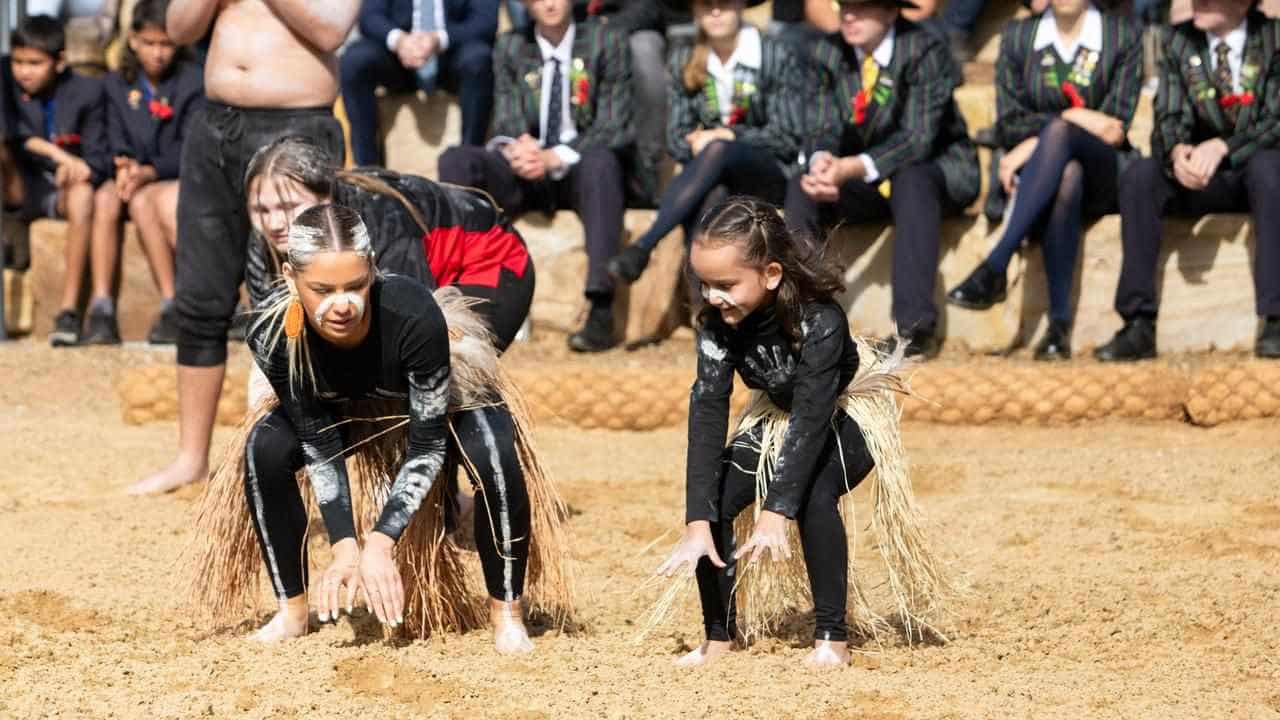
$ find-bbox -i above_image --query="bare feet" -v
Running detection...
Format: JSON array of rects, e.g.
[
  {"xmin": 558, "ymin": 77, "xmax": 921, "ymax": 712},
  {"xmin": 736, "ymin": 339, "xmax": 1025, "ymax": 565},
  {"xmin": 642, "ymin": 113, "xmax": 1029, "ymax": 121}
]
[
  {"xmin": 128, "ymin": 454, "xmax": 207, "ymax": 496},
  {"xmin": 250, "ymin": 597, "xmax": 309, "ymax": 643},
  {"xmin": 490, "ymin": 598, "xmax": 534, "ymax": 655},
  {"xmin": 674, "ymin": 640, "xmax": 732, "ymax": 667},
  {"xmin": 802, "ymin": 639, "xmax": 850, "ymax": 668}
]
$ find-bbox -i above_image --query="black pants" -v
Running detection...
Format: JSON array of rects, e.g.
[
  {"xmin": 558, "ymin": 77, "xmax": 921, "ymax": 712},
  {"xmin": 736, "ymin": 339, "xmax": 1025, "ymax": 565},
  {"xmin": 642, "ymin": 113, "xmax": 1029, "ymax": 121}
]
[
  {"xmin": 985, "ymin": 119, "xmax": 1119, "ymax": 324},
  {"xmin": 340, "ymin": 36, "xmax": 495, "ymax": 163},
  {"xmin": 245, "ymin": 404, "xmax": 530, "ymax": 602},
  {"xmin": 633, "ymin": 140, "xmax": 787, "ymax": 253},
  {"xmin": 697, "ymin": 411, "xmax": 875, "ymax": 643},
  {"xmin": 784, "ymin": 161, "xmax": 961, "ymax": 334},
  {"xmin": 438, "ymin": 145, "xmax": 626, "ymax": 299},
  {"xmin": 457, "ymin": 261, "xmax": 536, "ymax": 353},
  {"xmin": 175, "ymin": 103, "xmax": 343, "ymax": 367},
  {"xmin": 1115, "ymin": 149, "xmax": 1280, "ymax": 320}
]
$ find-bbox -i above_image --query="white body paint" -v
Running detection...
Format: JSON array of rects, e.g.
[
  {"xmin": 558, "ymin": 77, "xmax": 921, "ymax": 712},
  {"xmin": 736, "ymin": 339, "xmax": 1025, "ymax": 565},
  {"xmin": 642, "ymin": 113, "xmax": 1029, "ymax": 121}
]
[
  {"xmin": 246, "ymin": 423, "xmax": 288, "ymax": 600},
  {"xmin": 474, "ymin": 411, "xmax": 516, "ymax": 601},
  {"xmin": 314, "ymin": 292, "xmax": 367, "ymax": 327},
  {"xmin": 701, "ymin": 286, "xmax": 742, "ymax": 310}
]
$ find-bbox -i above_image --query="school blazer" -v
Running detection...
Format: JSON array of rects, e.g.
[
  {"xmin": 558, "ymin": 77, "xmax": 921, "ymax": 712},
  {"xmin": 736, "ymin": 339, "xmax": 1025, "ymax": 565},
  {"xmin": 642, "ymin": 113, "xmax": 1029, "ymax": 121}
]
[
  {"xmin": 809, "ymin": 20, "xmax": 979, "ymax": 208},
  {"xmin": 103, "ymin": 60, "xmax": 204, "ymax": 181},
  {"xmin": 11, "ymin": 70, "xmax": 111, "ymax": 185},
  {"xmin": 995, "ymin": 12, "xmax": 1144, "ymax": 150},
  {"xmin": 665, "ymin": 34, "xmax": 805, "ymax": 175},
  {"xmin": 1152, "ymin": 10, "xmax": 1280, "ymax": 174},
  {"xmin": 490, "ymin": 22, "xmax": 634, "ymax": 156}
]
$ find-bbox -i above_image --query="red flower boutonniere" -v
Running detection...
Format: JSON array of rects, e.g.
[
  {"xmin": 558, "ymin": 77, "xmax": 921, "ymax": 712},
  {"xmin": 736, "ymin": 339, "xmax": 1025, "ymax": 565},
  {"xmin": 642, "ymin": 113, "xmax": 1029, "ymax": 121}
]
[
  {"xmin": 727, "ymin": 106, "xmax": 747, "ymax": 126},
  {"xmin": 1219, "ymin": 91, "xmax": 1256, "ymax": 109},
  {"xmin": 570, "ymin": 59, "xmax": 590, "ymax": 107},
  {"xmin": 852, "ymin": 89, "xmax": 870, "ymax": 125},
  {"xmin": 587, "ymin": 0, "xmax": 604, "ymax": 15},
  {"xmin": 149, "ymin": 98, "xmax": 174, "ymax": 121},
  {"xmin": 1061, "ymin": 81, "xmax": 1085, "ymax": 109},
  {"xmin": 52, "ymin": 133, "xmax": 81, "ymax": 147}
]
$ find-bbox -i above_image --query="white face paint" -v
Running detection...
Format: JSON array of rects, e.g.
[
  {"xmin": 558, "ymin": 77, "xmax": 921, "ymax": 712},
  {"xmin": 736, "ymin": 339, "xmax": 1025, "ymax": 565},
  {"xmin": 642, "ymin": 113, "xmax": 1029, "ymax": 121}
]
[
  {"xmin": 313, "ymin": 292, "xmax": 367, "ymax": 327},
  {"xmin": 702, "ymin": 285, "xmax": 742, "ymax": 310}
]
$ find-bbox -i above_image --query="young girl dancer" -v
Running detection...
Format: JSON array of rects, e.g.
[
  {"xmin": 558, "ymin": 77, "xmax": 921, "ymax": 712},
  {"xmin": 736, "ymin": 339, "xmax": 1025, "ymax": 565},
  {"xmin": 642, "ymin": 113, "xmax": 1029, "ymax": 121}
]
[
  {"xmin": 657, "ymin": 197, "xmax": 948, "ymax": 668},
  {"xmin": 186, "ymin": 205, "xmax": 570, "ymax": 654}
]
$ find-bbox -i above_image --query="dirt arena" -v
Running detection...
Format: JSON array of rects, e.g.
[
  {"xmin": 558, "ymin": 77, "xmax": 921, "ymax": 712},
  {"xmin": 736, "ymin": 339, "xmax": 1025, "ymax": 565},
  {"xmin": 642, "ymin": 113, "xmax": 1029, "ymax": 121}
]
[{"xmin": 1, "ymin": 340, "xmax": 1277, "ymax": 719}]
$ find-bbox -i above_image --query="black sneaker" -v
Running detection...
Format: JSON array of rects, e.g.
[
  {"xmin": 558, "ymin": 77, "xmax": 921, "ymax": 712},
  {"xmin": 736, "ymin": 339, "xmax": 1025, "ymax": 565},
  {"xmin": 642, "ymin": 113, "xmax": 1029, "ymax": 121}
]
[
  {"xmin": 946, "ymin": 263, "xmax": 1007, "ymax": 310},
  {"xmin": 1033, "ymin": 320, "xmax": 1071, "ymax": 361},
  {"xmin": 567, "ymin": 303, "xmax": 616, "ymax": 353},
  {"xmin": 1093, "ymin": 316, "xmax": 1156, "ymax": 362},
  {"xmin": 1257, "ymin": 316, "xmax": 1280, "ymax": 359},
  {"xmin": 606, "ymin": 244, "xmax": 653, "ymax": 285},
  {"xmin": 227, "ymin": 303, "xmax": 250, "ymax": 342},
  {"xmin": 148, "ymin": 304, "xmax": 180, "ymax": 345},
  {"xmin": 82, "ymin": 305, "xmax": 122, "ymax": 345},
  {"xmin": 49, "ymin": 309, "xmax": 82, "ymax": 347}
]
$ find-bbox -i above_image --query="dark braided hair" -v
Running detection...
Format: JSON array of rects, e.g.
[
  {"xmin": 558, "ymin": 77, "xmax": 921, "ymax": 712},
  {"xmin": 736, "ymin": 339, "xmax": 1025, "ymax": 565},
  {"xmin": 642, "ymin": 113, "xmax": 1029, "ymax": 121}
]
[{"xmin": 693, "ymin": 196, "xmax": 845, "ymax": 348}]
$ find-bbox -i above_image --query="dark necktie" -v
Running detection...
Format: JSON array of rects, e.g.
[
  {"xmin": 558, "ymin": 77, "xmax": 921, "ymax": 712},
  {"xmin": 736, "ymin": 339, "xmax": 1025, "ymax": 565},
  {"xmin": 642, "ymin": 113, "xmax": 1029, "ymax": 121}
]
[
  {"xmin": 544, "ymin": 57, "xmax": 563, "ymax": 148},
  {"xmin": 1215, "ymin": 41, "xmax": 1238, "ymax": 123}
]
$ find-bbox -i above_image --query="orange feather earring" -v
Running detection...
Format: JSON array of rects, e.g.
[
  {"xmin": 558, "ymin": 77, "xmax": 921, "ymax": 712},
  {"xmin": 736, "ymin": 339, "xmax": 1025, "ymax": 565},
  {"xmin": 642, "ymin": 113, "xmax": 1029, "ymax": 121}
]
[{"xmin": 284, "ymin": 297, "xmax": 304, "ymax": 339}]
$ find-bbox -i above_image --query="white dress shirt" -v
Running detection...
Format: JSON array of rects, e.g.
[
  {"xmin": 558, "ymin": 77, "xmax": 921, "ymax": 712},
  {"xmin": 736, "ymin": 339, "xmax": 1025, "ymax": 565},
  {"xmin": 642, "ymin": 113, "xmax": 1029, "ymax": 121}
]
[
  {"xmin": 536, "ymin": 24, "xmax": 580, "ymax": 180},
  {"xmin": 1032, "ymin": 4, "xmax": 1104, "ymax": 65},
  {"xmin": 706, "ymin": 26, "xmax": 763, "ymax": 126}
]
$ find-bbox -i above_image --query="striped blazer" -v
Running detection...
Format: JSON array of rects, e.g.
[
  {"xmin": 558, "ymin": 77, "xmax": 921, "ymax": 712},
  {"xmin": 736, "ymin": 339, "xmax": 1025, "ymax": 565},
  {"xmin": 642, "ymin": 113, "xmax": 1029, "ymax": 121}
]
[
  {"xmin": 995, "ymin": 12, "xmax": 1144, "ymax": 150},
  {"xmin": 665, "ymin": 33, "xmax": 805, "ymax": 175},
  {"xmin": 809, "ymin": 20, "xmax": 979, "ymax": 208},
  {"xmin": 491, "ymin": 22, "xmax": 634, "ymax": 155},
  {"xmin": 1152, "ymin": 11, "xmax": 1280, "ymax": 173}
]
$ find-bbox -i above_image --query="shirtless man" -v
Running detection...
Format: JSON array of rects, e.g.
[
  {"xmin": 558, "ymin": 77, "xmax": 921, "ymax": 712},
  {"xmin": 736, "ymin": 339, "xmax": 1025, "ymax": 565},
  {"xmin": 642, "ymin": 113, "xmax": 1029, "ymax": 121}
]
[{"xmin": 129, "ymin": 0, "xmax": 356, "ymax": 495}]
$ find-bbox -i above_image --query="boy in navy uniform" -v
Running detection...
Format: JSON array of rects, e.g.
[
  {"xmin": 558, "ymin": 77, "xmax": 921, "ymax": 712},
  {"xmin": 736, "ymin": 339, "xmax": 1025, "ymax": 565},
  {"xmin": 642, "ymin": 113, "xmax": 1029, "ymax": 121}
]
[{"xmin": 1, "ymin": 15, "xmax": 109, "ymax": 346}]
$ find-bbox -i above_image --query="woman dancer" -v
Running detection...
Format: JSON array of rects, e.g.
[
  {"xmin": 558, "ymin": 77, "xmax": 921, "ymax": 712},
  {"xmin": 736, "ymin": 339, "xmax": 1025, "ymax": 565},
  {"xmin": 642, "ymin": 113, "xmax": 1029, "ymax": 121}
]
[
  {"xmin": 186, "ymin": 205, "xmax": 570, "ymax": 653},
  {"xmin": 656, "ymin": 198, "xmax": 948, "ymax": 668},
  {"xmin": 946, "ymin": 0, "xmax": 1141, "ymax": 359}
]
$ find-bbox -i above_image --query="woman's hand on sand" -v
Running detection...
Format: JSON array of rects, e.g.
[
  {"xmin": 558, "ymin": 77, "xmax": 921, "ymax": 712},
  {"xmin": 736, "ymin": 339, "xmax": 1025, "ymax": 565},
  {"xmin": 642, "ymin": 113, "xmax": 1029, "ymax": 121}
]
[
  {"xmin": 317, "ymin": 537, "xmax": 361, "ymax": 622},
  {"xmin": 360, "ymin": 532, "xmax": 405, "ymax": 627},
  {"xmin": 734, "ymin": 510, "xmax": 791, "ymax": 565},
  {"xmin": 657, "ymin": 521, "xmax": 726, "ymax": 577}
]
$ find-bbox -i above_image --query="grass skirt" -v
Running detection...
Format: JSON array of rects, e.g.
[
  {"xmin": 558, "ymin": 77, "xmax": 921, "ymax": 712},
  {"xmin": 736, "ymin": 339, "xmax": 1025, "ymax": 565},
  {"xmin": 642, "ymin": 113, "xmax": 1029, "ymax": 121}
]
[
  {"xmin": 641, "ymin": 339, "xmax": 953, "ymax": 646},
  {"xmin": 182, "ymin": 288, "xmax": 574, "ymax": 639}
]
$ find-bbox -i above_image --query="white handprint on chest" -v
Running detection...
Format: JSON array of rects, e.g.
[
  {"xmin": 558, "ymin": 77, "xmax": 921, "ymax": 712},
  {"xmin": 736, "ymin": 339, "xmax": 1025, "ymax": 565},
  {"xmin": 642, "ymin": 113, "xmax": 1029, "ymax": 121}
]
[{"xmin": 743, "ymin": 344, "xmax": 797, "ymax": 389}]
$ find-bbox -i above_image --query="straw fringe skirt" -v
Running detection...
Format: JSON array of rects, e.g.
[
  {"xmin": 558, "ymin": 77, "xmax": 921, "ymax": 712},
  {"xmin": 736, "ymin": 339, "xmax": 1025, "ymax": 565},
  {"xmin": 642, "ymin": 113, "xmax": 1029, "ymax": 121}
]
[
  {"xmin": 643, "ymin": 340, "xmax": 954, "ymax": 645},
  {"xmin": 182, "ymin": 288, "xmax": 574, "ymax": 639}
]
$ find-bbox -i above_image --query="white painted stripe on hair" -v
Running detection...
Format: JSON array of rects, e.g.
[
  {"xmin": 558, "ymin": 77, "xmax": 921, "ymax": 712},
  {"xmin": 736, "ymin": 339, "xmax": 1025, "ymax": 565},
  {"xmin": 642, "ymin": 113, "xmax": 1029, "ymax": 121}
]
[
  {"xmin": 475, "ymin": 411, "xmax": 515, "ymax": 601},
  {"xmin": 247, "ymin": 422, "xmax": 288, "ymax": 601}
]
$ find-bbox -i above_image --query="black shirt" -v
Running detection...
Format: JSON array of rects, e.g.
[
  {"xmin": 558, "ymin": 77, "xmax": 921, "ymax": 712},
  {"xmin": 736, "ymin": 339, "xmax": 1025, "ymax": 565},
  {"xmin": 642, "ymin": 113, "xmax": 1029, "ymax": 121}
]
[
  {"xmin": 247, "ymin": 275, "xmax": 451, "ymax": 543},
  {"xmin": 686, "ymin": 301, "xmax": 859, "ymax": 522}
]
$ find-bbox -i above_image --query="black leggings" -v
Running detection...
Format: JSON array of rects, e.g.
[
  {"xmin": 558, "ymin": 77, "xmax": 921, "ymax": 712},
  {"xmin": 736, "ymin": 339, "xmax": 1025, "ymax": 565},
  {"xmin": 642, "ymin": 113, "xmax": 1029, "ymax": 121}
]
[
  {"xmin": 455, "ymin": 261, "xmax": 535, "ymax": 353},
  {"xmin": 696, "ymin": 411, "xmax": 875, "ymax": 643},
  {"xmin": 985, "ymin": 119, "xmax": 1119, "ymax": 324},
  {"xmin": 633, "ymin": 140, "xmax": 787, "ymax": 253},
  {"xmin": 245, "ymin": 404, "xmax": 530, "ymax": 602}
]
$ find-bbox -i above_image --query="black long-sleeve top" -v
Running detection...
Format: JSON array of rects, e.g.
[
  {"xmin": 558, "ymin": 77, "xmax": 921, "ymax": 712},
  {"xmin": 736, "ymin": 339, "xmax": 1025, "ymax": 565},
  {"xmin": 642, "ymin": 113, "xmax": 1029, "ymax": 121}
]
[
  {"xmin": 686, "ymin": 301, "xmax": 859, "ymax": 523},
  {"xmin": 247, "ymin": 275, "xmax": 451, "ymax": 544}
]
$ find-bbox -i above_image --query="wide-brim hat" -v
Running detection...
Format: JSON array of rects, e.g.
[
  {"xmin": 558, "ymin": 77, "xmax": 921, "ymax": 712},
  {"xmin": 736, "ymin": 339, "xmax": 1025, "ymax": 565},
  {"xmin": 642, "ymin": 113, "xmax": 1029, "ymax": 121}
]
[{"xmin": 834, "ymin": 0, "xmax": 922, "ymax": 11}]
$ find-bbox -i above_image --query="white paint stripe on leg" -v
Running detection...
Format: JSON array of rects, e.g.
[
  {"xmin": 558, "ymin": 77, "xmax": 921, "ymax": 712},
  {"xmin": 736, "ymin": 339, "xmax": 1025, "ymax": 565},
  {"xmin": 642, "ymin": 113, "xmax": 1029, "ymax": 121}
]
[
  {"xmin": 247, "ymin": 422, "xmax": 288, "ymax": 601},
  {"xmin": 475, "ymin": 411, "xmax": 515, "ymax": 601}
]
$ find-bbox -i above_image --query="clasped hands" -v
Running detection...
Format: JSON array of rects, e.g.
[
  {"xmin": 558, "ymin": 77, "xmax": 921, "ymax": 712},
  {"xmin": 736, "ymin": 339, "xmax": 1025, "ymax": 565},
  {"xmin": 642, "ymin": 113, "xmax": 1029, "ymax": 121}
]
[
  {"xmin": 502, "ymin": 134, "xmax": 564, "ymax": 181},
  {"xmin": 1170, "ymin": 139, "xmax": 1228, "ymax": 191},
  {"xmin": 394, "ymin": 30, "xmax": 440, "ymax": 70},
  {"xmin": 316, "ymin": 532, "xmax": 405, "ymax": 628},
  {"xmin": 657, "ymin": 511, "xmax": 792, "ymax": 578},
  {"xmin": 113, "ymin": 156, "xmax": 157, "ymax": 201},
  {"xmin": 798, "ymin": 151, "xmax": 866, "ymax": 203}
]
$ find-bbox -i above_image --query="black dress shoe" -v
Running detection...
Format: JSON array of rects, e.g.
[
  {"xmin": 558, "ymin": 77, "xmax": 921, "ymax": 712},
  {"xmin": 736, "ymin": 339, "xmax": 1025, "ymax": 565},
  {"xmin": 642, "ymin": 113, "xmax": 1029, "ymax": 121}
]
[
  {"xmin": 1257, "ymin": 316, "xmax": 1280, "ymax": 358},
  {"xmin": 606, "ymin": 244, "xmax": 652, "ymax": 285},
  {"xmin": 568, "ymin": 304, "xmax": 616, "ymax": 353},
  {"xmin": 1093, "ymin": 316, "xmax": 1156, "ymax": 361},
  {"xmin": 881, "ymin": 327, "xmax": 940, "ymax": 360},
  {"xmin": 1033, "ymin": 320, "xmax": 1071, "ymax": 361},
  {"xmin": 946, "ymin": 263, "xmax": 1007, "ymax": 310}
]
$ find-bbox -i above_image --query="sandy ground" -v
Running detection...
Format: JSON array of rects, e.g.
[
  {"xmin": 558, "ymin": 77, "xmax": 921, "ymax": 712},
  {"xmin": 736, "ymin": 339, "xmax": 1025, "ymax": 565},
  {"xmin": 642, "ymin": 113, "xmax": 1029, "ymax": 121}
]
[{"xmin": 1, "ymin": 340, "xmax": 1278, "ymax": 720}]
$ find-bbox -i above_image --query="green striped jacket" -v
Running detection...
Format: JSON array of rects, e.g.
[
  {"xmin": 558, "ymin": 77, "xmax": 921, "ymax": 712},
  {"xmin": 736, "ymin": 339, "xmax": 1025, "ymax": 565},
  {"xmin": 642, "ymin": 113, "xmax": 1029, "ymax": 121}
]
[
  {"xmin": 665, "ymin": 33, "xmax": 805, "ymax": 175},
  {"xmin": 809, "ymin": 20, "xmax": 979, "ymax": 208},
  {"xmin": 491, "ymin": 22, "xmax": 635, "ymax": 154},
  {"xmin": 995, "ymin": 11, "xmax": 1144, "ymax": 150},
  {"xmin": 1152, "ymin": 10, "xmax": 1280, "ymax": 173}
]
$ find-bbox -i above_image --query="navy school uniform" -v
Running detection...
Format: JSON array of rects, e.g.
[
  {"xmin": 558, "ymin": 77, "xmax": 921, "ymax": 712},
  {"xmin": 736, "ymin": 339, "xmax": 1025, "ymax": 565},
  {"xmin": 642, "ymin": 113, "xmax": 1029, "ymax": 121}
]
[
  {"xmin": 103, "ymin": 59, "xmax": 204, "ymax": 185},
  {"xmin": 7, "ymin": 67, "xmax": 110, "ymax": 219}
]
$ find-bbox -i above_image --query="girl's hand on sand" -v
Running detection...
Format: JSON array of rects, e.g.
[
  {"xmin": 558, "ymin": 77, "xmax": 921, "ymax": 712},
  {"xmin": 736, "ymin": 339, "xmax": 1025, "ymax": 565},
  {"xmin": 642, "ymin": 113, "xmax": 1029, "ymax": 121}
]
[
  {"xmin": 318, "ymin": 537, "xmax": 361, "ymax": 623},
  {"xmin": 657, "ymin": 521, "xmax": 726, "ymax": 577},
  {"xmin": 360, "ymin": 532, "xmax": 405, "ymax": 627},
  {"xmin": 734, "ymin": 510, "xmax": 792, "ymax": 565}
]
